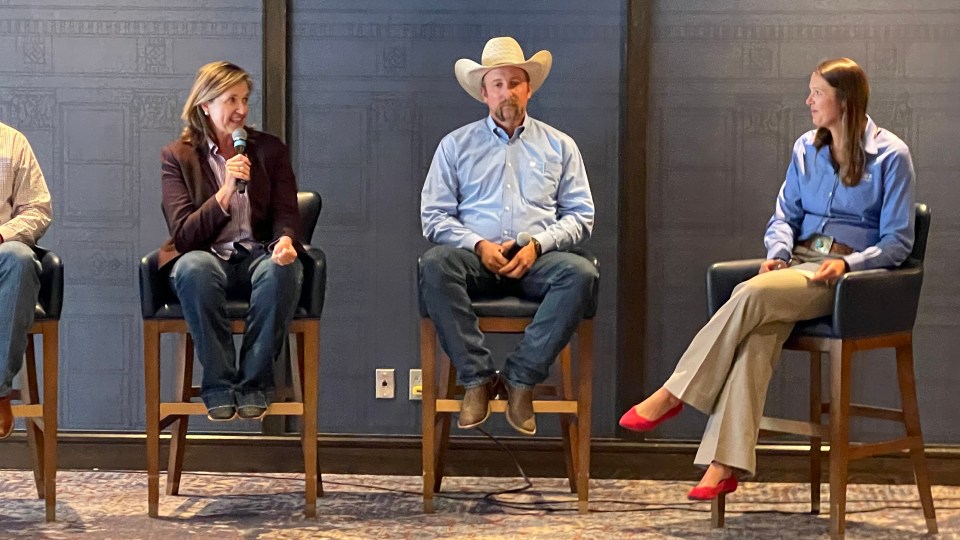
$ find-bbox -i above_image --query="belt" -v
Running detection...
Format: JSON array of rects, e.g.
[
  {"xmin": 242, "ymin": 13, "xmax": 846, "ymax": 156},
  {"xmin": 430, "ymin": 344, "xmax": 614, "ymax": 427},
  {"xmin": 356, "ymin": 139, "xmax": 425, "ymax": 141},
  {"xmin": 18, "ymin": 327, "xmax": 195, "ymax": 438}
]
[{"xmin": 798, "ymin": 236, "xmax": 855, "ymax": 256}]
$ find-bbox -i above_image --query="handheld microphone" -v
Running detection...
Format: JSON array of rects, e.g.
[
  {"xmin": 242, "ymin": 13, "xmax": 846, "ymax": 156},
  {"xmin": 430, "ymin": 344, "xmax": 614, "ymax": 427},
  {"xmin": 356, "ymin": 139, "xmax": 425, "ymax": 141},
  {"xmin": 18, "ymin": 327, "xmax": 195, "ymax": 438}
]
[
  {"xmin": 231, "ymin": 127, "xmax": 248, "ymax": 194},
  {"xmin": 503, "ymin": 232, "xmax": 532, "ymax": 260}
]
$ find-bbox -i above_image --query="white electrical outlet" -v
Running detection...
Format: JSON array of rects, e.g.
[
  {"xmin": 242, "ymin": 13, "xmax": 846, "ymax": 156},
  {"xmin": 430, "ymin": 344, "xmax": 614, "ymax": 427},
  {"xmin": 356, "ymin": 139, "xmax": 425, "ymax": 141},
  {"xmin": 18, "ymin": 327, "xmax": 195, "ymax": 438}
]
[
  {"xmin": 409, "ymin": 369, "xmax": 423, "ymax": 400},
  {"xmin": 375, "ymin": 368, "xmax": 395, "ymax": 399}
]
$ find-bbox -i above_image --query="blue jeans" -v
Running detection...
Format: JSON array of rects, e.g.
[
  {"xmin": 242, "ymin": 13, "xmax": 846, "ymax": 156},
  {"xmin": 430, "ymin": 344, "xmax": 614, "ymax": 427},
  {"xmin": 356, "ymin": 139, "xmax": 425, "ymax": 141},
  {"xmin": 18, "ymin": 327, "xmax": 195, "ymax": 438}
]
[
  {"xmin": 419, "ymin": 245, "xmax": 598, "ymax": 390},
  {"xmin": 170, "ymin": 249, "xmax": 303, "ymax": 410},
  {"xmin": 0, "ymin": 241, "xmax": 41, "ymax": 398}
]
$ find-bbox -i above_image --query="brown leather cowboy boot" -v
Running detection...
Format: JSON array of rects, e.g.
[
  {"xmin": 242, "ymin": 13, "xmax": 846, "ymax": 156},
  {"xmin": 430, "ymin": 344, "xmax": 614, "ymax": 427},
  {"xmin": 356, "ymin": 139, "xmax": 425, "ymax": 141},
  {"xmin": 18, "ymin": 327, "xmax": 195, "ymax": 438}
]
[
  {"xmin": 458, "ymin": 378, "xmax": 496, "ymax": 429},
  {"xmin": 505, "ymin": 385, "xmax": 536, "ymax": 435},
  {"xmin": 0, "ymin": 395, "xmax": 13, "ymax": 439}
]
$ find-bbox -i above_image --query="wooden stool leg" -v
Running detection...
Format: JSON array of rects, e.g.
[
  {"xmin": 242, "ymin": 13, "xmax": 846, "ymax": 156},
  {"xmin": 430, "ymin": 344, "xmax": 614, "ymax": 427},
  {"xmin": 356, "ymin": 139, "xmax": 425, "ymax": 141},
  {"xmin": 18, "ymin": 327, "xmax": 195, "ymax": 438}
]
[
  {"xmin": 293, "ymin": 332, "xmax": 323, "ymax": 497},
  {"xmin": 263, "ymin": 336, "xmax": 291, "ymax": 436},
  {"xmin": 828, "ymin": 340, "xmax": 852, "ymax": 540},
  {"xmin": 292, "ymin": 333, "xmax": 305, "ymax": 445},
  {"xmin": 895, "ymin": 342, "xmax": 938, "ymax": 534},
  {"xmin": 576, "ymin": 320, "xmax": 593, "ymax": 514},
  {"xmin": 301, "ymin": 324, "xmax": 320, "ymax": 518},
  {"xmin": 421, "ymin": 319, "xmax": 438, "ymax": 513},
  {"xmin": 711, "ymin": 495, "xmax": 725, "ymax": 528},
  {"xmin": 433, "ymin": 353, "xmax": 454, "ymax": 493},
  {"xmin": 292, "ymin": 333, "xmax": 304, "ymax": 402},
  {"xmin": 290, "ymin": 334, "xmax": 323, "ymax": 497},
  {"xmin": 143, "ymin": 321, "xmax": 161, "ymax": 518},
  {"xmin": 809, "ymin": 351, "xmax": 822, "ymax": 515},
  {"xmin": 41, "ymin": 321, "xmax": 58, "ymax": 522},
  {"xmin": 166, "ymin": 334, "xmax": 194, "ymax": 496},
  {"xmin": 558, "ymin": 344, "xmax": 577, "ymax": 493},
  {"xmin": 21, "ymin": 334, "xmax": 45, "ymax": 500}
]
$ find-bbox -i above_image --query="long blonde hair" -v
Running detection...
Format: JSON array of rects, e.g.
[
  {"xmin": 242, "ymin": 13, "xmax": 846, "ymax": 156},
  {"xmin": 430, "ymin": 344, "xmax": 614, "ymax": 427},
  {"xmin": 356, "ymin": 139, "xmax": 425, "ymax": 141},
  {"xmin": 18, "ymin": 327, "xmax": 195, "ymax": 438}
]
[
  {"xmin": 812, "ymin": 58, "xmax": 869, "ymax": 187},
  {"xmin": 179, "ymin": 61, "xmax": 252, "ymax": 148}
]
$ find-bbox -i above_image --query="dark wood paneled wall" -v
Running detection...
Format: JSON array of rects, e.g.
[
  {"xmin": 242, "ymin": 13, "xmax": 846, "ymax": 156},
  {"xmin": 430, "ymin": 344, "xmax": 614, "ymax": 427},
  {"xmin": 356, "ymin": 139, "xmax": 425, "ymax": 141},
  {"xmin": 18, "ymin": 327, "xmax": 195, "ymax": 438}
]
[{"xmin": 616, "ymin": 0, "xmax": 653, "ymax": 435}]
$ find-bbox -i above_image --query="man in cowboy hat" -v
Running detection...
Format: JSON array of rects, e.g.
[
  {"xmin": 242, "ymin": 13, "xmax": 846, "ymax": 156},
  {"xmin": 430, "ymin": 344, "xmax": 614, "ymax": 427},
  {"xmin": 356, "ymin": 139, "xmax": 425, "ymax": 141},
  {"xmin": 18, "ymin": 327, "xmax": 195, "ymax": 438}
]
[{"xmin": 420, "ymin": 37, "xmax": 597, "ymax": 436}]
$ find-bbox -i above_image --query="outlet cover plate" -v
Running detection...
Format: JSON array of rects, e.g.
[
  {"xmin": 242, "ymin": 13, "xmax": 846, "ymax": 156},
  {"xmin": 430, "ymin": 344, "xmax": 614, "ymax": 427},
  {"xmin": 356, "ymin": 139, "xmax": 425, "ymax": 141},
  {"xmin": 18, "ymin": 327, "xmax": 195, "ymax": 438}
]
[
  {"xmin": 409, "ymin": 368, "xmax": 423, "ymax": 400},
  {"xmin": 376, "ymin": 368, "xmax": 395, "ymax": 399}
]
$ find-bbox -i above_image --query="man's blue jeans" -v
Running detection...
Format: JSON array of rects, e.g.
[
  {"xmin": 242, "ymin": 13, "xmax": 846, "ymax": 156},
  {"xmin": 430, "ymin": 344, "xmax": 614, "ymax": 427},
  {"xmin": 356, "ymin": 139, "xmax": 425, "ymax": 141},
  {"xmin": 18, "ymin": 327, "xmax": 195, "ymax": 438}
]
[
  {"xmin": 0, "ymin": 241, "xmax": 41, "ymax": 398},
  {"xmin": 170, "ymin": 249, "xmax": 303, "ymax": 410},
  {"xmin": 419, "ymin": 245, "xmax": 598, "ymax": 390}
]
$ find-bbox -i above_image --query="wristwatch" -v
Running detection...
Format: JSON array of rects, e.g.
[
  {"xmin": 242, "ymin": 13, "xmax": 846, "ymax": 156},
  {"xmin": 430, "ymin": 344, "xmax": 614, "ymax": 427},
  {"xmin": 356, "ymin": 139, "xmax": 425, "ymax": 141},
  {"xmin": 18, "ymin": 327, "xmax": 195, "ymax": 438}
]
[{"xmin": 531, "ymin": 237, "xmax": 542, "ymax": 257}]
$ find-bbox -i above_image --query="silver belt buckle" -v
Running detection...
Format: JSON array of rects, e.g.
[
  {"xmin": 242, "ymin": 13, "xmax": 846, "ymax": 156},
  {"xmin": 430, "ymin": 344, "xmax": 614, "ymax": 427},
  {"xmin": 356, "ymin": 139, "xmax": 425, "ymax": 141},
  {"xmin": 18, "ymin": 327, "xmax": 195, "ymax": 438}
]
[{"xmin": 812, "ymin": 234, "xmax": 834, "ymax": 255}]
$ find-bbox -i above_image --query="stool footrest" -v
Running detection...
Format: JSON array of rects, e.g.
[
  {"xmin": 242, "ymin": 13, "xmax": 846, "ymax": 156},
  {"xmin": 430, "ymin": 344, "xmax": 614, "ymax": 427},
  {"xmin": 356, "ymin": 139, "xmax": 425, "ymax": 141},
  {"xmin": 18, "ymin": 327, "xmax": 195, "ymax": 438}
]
[
  {"xmin": 848, "ymin": 436, "xmax": 922, "ymax": 461},
  {"xmin": 158, "ymin": 401, "xmax": 304, "ymax": 418},
  {"xmin": 849, "ymin": 404, "xmax": 904, "ymax": 422},
  {"xmin": 11, "ymin": 404, "xmax": 43, "ymax": 418},
  {"xmin": 759, "ymin": 416, "xmax": 827, "ymax": 438},
  {"xmin": 435, "ymin": 398, "xmax": 578, "ymax": 414},
  {"xmin": 446, "ymin": 384, "xmax": 562, "ymax": 399}
]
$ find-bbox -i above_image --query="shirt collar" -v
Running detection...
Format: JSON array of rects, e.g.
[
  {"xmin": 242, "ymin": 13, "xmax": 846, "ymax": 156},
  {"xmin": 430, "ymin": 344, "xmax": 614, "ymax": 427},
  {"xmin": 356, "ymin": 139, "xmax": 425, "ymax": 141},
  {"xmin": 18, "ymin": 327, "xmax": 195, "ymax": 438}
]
[
  {"xmin": 485, "ymin": 114, "xmax": 531, "ymax": 142},
  {"xmin": 206, "ymin": 138, "xmax": 220, "ymax": 155},
  {"xmin": 862, "ymin": 115, "xmax": 880, "ymax": 155}
]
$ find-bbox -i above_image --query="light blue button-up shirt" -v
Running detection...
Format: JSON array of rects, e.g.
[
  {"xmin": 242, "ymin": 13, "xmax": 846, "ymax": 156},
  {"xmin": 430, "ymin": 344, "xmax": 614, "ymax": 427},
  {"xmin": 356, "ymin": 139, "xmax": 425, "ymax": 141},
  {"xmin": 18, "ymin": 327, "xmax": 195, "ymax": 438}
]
[
  {"xmin": 765, "ymin": 116, "xmax": 915, "ymax": 271},
  {"xmin": 421, "ymin": 115, "xmax": 594, "ymax": 254}
]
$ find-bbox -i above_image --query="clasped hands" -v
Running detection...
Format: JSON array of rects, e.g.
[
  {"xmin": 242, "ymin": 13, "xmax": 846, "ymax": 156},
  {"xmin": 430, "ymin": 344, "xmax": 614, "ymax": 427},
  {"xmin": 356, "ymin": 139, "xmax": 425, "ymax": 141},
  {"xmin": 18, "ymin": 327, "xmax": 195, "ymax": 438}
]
[{"xmin": 475, "ymin": 239, "xmax": 537, "ymax": 279}]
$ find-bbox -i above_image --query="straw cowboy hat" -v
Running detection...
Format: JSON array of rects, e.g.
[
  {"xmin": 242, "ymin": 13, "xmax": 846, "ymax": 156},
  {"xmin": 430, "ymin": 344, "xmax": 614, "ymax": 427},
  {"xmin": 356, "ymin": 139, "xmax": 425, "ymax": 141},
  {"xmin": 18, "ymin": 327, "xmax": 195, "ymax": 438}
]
[{"xmin": 455, "ymin": 37, "xmax": 553, "ymax": 103}]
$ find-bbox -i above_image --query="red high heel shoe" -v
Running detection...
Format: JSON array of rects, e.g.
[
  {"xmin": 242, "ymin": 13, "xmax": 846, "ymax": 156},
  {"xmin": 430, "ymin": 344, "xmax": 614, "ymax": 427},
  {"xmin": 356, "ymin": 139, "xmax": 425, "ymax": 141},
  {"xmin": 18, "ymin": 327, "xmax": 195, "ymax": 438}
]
[
  {"xmin": 618, "ymin": 402, "xmax": 683, "ymax": 432},
  {"xmin": 687, "ymin": 476, "xmax": 738, "ymax": 501}
]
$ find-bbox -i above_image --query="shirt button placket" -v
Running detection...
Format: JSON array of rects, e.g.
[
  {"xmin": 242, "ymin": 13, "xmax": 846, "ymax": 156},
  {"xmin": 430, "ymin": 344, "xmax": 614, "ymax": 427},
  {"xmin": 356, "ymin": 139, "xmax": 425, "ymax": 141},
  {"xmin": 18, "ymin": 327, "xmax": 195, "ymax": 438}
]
[{"xmin": 504, "ymin": 146, "xmax": 518, "ymax": 239}]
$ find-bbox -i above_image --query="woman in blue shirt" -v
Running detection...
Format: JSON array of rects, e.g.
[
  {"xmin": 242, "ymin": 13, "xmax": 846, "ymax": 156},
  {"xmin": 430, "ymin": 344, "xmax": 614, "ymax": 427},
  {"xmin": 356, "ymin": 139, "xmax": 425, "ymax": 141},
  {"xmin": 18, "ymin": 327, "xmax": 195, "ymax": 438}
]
[{"xmin": 619, "ymin": 58, "xmax": 915, "ymax": 499}]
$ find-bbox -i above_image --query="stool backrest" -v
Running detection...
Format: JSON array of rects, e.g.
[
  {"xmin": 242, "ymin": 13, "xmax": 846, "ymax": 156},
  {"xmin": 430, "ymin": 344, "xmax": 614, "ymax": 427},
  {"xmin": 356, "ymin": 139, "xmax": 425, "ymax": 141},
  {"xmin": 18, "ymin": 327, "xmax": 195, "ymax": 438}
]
[
  {"xmin": 297, "ymin": 191, "xmax": 322, "ymax": 244},
  {"xmin": 903, "ymin": 203, "xmax": 930, "ymax": 269},
  {"xmin": 33, "ymin": 246, "xmax": 64, "ymax": 320}
]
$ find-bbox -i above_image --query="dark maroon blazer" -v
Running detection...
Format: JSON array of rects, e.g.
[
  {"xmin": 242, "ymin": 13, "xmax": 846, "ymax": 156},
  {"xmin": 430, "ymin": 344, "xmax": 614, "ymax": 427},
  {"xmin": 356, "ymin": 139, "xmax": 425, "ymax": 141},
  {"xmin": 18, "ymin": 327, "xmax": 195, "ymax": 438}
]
[{"xmin": 158, "ymin": 128, "xmax": 301, "ymax": 269}]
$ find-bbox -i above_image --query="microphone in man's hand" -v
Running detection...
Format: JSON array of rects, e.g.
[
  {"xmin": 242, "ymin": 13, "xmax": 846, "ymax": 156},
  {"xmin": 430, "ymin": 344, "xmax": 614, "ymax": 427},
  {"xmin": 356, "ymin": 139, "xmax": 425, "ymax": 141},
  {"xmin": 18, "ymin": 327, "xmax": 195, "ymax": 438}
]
[
  {"xmin": 503, "ymin": 232, "xmax": 532, "ymax": 260},
  {"xmin": 231, "ymin": 128, "xmax": 248, "ymax": 194}
]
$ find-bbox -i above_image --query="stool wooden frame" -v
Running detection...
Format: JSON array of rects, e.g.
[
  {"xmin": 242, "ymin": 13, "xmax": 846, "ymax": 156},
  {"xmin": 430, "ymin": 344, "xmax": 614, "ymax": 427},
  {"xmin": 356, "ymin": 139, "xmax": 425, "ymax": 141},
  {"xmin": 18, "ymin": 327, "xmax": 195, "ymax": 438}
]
[
  {"xmin": 710, "ymin": 332, "xmax": 938, "ymax": 539},
  {"xmin": 420, "ymin": 316, "xmax": 594, "ymax": 514},
  {"xmin": 143, "ymin": 318, "xmax": 321, "ymax": 518},
  {"xmin": 8, "ymin": 318, "xmax": 59, "ymax": 522}
]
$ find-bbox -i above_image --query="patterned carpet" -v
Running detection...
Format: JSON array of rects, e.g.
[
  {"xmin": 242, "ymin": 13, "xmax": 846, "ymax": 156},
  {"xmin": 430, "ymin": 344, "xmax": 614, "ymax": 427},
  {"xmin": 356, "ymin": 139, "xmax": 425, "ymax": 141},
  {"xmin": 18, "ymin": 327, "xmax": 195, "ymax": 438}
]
[{"xmin": 0, "ymin": 469, "xmax": 956, "ymax": 539}]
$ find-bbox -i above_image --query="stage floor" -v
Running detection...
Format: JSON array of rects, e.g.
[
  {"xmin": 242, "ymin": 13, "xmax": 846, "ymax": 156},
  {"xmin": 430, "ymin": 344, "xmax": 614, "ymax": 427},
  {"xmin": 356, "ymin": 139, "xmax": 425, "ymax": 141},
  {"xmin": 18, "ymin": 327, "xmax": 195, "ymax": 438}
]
[{"xmin": 1, "ymin": 470, "xmax": 956, "ymax": 538}]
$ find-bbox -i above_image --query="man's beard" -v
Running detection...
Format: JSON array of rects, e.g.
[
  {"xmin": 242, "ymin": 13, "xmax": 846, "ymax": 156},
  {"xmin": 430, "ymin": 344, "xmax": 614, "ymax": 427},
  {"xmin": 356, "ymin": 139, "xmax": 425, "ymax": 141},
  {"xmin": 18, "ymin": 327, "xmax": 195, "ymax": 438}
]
[{"xmin": 494, "ymin": 98, "xmax": 524, "ymax": 123}]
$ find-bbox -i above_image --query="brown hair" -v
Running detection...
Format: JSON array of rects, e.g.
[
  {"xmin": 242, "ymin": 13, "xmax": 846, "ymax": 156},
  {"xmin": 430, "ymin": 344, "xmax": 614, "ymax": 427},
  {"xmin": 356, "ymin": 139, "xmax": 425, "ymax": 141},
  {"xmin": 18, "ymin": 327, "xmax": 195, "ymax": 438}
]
[
  {"xmin": 812, "ymin": 58, "xmax": 869, "ymax": 186},
  {"xmin": 179, "ymin": 61, "xmax": 252, "ymax": 148}
]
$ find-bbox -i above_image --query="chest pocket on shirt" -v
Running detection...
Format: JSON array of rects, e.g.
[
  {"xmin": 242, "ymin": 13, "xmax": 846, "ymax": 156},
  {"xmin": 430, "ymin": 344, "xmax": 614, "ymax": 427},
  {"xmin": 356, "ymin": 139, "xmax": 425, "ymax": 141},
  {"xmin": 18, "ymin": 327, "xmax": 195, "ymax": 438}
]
[{"xmin": 520, "ymin": 160, "xmax": 562, "ymax": 204}]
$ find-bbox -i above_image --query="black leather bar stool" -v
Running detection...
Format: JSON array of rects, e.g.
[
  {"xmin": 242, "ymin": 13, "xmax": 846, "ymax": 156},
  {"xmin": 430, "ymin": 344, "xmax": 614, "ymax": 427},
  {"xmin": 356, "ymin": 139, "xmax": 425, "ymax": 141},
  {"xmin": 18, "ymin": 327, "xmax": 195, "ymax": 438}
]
[
  {"xmin": 139, "ymin": 192, "xmax": 326, "ymax": 518},
  {"xmin": 705, "ymin": 204, "xmax": 936, "ymax": 539},
  {"xmin": 419, "ymin": 249, "xmax": 599, "ymax": 514}
]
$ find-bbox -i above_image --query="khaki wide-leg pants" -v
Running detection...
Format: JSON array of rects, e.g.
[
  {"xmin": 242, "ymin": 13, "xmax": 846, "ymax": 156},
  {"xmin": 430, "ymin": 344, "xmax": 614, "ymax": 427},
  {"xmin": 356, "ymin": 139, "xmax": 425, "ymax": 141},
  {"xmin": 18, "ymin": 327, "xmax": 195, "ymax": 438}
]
[{"xmin": 663, "ymin": 256, "xmax": 835, "ymax": 475}]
